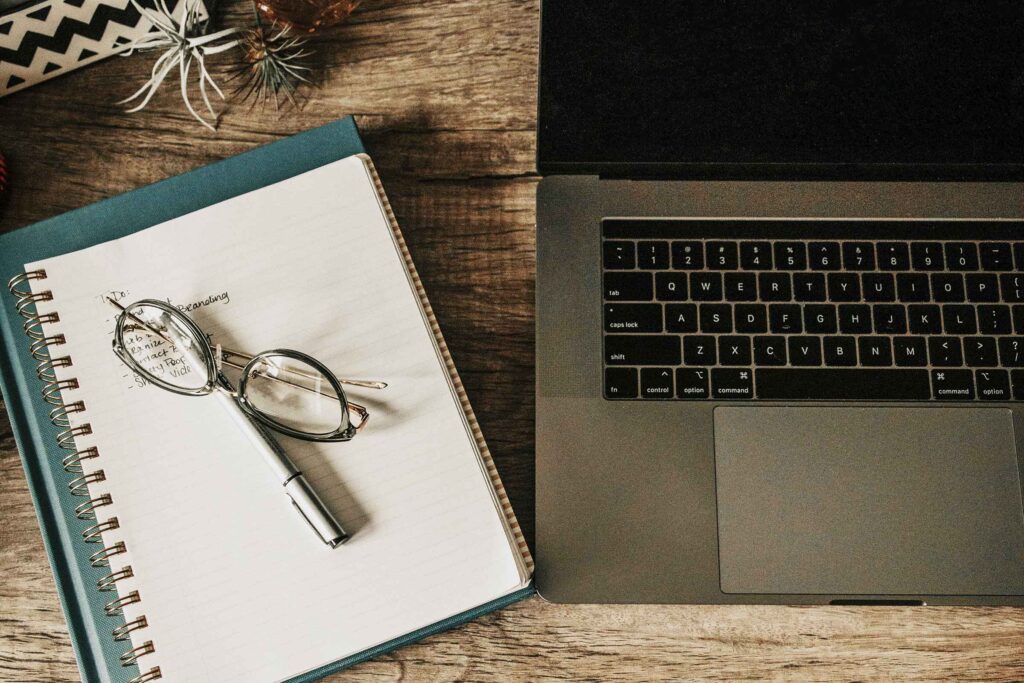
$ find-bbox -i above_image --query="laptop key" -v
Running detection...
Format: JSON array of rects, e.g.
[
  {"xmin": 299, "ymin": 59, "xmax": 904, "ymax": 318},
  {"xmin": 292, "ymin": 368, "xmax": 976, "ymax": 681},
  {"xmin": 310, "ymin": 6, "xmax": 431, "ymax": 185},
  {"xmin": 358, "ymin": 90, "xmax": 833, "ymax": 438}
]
[
  {"xmin": 724, "ymin": 272, "xmax": 758, "ymax": 301},
  {"xmin": 605, "ymin": 335, "xmax": 680, "ymax": 365},
  {"xmin": 665, "ymin": 304, "xmax": 698, "ymax": 333},
  {"xmin": 908, "ymin": 304, "xmax": 942, "ymax": 334},
  {"xmin": 863, "ymin": 273, "xmax": 896, "ymax": 302},
  {"xmin": 873, "ymin": 305, "xmax": 907, "ymax": 334},
  {"xmin": 756, "ymin": 369, "xmax": 930, "ymax": 400},
  {"xmin": 980, "ymin": 243, "xmax": 1014, "ymax": 271},
  {"xmin": 719, "ymin": 335, "xmax": 752, "ymax": 365},
  {"xmin": 976, "ymin": 370, "xmax": 1011, "ymax": 400},
  {"xmin": 838, "ymin": 304, "xmax": 872, "ymax": 334},
  {"xmin": 1012, "ymin": 370, "xmax": 1024, "ymax": 400},
  {"xmin": 896, "ymin": 273, "xmax": 930, "ymax": 302},
  {"xmin": 878, "ymin": 242, "xmax": 910, "ymax": 271},
  {"xmin": 672, "ymin": 241, "xmax": 704, "ymax": 269},
  {"xmin": 928, "ymin": 337, "xmax": 963, "ymax": 367},
  {"xmin": 793, "ymin": 273, "xmax": 827, "ymax": 301},
  {"xmin": 759, "ymin": 272, "xmax": 792, "ymax": 301},
  {"xmin": 753, "ymin": 336, "xmax": 788, "ymax": 366},
  {"xmin": 604, "ymin": 272, "xmax": 653, "ymax": 301},
  {"xmin": 999, "ymin": 337, "xmax": 1024, "ymax": 367},
  {"xmin": 843, "ymin": 242, "xmax": 875, "ymax": 270},
  {"xmin": 1015, "ymin": 244, "xmax": 1024, "ymax": 271},
  {"xmin": 977, "ymin": 305, "xmax": 1011, "ymax": 334},
  {"xmin": 823, "ymin": 336, "xmax": 857, "ymax": 366},
  {"xmin": 942, "ymin": 305, "xmax": 977, "ymax": 334},
  {"xmin": 804, "ymin": 304, "xmax": 838, "ymax": 334},
  {"xmin": 858, "ymin": 336, "xmax": 893, "ymax": 367},
  {"xmin": 739, "ymin": 241, "xmax": 773, "ymax": 270},
  {"xmin": 1014, "ymin": 305, "xmax": 1024, "ymax": 334},
  {"xmin": 683, "ymin": 335, "xmax": 717, "ymax": 365},
  {"xmin": 676, "ymin": 368, "xmax": 710, "ymax": 399},
  {"xmin": 604, "ymin": 241, "xmax": 635, "ymax": 269},
  {"xmin": 690, "ymin": 272, "xmax": 724, "ymax": 301},
  {"xmin": 769, "ymin": 304, "xmax": 802, "ymax": 333},
  {"xmin": 604, "ymin": 367, "xmax": 638, "ymax": 398},
  {"xmin": 966, "ymin": 274, "xmax": 1000, "ymax": 302},
  {"xmin": 774, "ymin": 242, "xmax": 807, "ymax": 270},
  {"xmin": 932, "ymin": 369, "xmax": 976, "ymax": 400},
  {"xmin": 964, "ymin": 337, "xmax": 999, "ymax": 367},
  {"xmin": 1001, "ymin": 274, "xmax": 1024, "ymax": 302},
  {"xmin": 788, "ymin": 336, "xmax": 823, "ymax": 366},
  {"xmin": 655, "ymin": 272, "xmax": 688, "ymax": 300},
  {"xmin": 735, "ymin": 303, "xmax": 768, "ymax": 333},
  {"xmin": 894, "ymin": 338, "xmax": 928, "ymax": 367},
  {"xmin": 932, "ymin": 273, "xmax": 966, "ymax": 302},
  {"xmin": 706, "ymin": 241, "xmax": 739, "ymax": 269},
  {"xmin": 640, "ymin": 368, "xmax": 674, "ymax": 398},
  {"xmin": 827, "ymin": 273, "xmax": 861, "ymax": 302},
  {"xmin": 711, "ymin": 368, "xmax": 753, "ymax": 400},
  {"xmin": 637, "ymin": 241, "xmax": 670, "ymax": 269},
  {"xmin": 700, "ymin": 304, "xmax": 733, "ymax": 333},
  {"xmin": 605, "ymin": 303, "xmax": 663, "ymax": 333},
  {"xmin": 809, "ymin": 242, "xmax": 841, "ymax": 270},
  {"xmin": 911, "ymin": 242, "xmax": 944, "ymax": 271},
  {"xmin": 945, "ymin": 242, "xmax": 979, "ymax": 271}
]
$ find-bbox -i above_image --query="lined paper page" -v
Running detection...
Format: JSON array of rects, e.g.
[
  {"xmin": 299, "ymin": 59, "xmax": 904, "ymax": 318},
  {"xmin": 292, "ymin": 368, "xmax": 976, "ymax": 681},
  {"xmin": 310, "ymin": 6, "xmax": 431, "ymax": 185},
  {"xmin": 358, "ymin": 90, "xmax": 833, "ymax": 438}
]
[{"xmin": 27, "ymin": 156, "xmax": 527, "ymax": 682}]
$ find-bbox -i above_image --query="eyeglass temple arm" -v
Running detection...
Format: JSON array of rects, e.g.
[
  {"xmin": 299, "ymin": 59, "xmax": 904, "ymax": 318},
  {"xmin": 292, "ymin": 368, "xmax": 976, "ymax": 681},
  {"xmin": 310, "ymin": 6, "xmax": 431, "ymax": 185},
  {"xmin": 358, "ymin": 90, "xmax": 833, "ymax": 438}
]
[{"xmin": 105, "ymin": 298, "xmax": 387, "ymax": 391}]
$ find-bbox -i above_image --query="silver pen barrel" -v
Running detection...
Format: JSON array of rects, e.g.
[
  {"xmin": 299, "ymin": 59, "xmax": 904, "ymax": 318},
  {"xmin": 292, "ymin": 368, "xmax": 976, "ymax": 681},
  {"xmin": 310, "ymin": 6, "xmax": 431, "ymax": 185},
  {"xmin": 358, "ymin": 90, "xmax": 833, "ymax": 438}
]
[{"xmin": 214, "ymin": 388, "xmax": 348, "ymax": 547}]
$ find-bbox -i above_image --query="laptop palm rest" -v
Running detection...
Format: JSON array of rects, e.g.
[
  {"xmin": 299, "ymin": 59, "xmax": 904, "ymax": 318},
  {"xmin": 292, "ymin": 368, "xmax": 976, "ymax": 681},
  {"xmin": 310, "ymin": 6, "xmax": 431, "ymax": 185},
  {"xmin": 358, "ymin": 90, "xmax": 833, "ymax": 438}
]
[{"xmin": 714, "ymin": 407, "xmax": 1024, "ymax": 596}]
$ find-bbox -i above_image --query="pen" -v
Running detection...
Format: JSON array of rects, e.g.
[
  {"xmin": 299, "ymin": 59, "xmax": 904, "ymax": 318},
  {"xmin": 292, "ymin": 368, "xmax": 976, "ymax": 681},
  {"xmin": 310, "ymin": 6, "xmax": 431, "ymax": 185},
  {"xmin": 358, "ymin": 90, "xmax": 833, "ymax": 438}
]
[{"xmin": 215, "ymin": 384, "xmax": 349, "ymax": 547}]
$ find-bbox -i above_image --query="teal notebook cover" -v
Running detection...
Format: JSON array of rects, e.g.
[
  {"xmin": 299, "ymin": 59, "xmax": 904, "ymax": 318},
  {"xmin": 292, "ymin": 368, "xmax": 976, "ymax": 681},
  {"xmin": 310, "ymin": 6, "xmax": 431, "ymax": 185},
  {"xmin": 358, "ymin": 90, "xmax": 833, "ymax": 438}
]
[{"xmin": 0, "ymin": 117, "xmax": 533, "ymax": 683}]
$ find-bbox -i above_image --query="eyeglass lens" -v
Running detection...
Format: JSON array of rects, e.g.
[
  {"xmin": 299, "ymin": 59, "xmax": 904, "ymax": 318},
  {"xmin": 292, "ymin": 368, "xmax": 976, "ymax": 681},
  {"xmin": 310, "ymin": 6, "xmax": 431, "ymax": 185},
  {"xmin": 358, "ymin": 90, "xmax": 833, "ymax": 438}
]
[
  {"xmin": 244, "ymin": 354, "xmax": 345, "ymax": 436},
  {"xmin": 120, "ymin": 303, "xmax": 212, "ymax": 391}
]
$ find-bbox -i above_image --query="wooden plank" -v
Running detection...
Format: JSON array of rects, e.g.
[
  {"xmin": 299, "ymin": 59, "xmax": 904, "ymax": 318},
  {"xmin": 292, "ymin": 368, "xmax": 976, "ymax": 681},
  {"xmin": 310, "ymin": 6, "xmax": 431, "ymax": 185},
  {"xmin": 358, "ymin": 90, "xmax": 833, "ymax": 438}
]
[{"xmin": 1, "ymin": 0, "xmax": 1023, "ymax": 680}]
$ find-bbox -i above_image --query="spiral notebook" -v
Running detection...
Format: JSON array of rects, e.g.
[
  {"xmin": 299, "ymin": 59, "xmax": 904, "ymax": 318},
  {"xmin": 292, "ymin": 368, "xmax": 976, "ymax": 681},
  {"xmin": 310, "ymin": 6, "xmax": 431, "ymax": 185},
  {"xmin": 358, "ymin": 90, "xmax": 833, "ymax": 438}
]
[{"xmin": 0, "ymin": 119, "xmax": 533, "ymax": 683}]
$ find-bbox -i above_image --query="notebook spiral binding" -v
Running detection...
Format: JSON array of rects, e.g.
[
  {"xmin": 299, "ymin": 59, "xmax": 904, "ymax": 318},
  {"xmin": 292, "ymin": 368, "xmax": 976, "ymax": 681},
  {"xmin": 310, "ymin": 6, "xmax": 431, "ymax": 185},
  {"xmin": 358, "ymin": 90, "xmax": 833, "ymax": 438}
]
[{"xmin": 8, "ymin": 270, "xmax": 162, "ymax": 683}]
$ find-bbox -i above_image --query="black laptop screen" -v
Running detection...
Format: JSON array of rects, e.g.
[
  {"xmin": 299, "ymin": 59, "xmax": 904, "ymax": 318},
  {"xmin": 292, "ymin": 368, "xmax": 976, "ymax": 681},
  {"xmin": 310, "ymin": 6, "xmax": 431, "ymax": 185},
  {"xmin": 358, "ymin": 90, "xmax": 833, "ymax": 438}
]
[{"xmin": 537, "ymin": 1, "xmax": 1024, "ymax": 177}]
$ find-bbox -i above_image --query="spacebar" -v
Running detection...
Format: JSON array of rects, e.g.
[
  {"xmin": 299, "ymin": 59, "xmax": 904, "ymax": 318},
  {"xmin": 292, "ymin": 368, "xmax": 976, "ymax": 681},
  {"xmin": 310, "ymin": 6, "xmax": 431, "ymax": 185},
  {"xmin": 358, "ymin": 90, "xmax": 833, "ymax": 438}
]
[{"xmin": 756, "ymin": 369, "xmax": 931, "ymax": 400}]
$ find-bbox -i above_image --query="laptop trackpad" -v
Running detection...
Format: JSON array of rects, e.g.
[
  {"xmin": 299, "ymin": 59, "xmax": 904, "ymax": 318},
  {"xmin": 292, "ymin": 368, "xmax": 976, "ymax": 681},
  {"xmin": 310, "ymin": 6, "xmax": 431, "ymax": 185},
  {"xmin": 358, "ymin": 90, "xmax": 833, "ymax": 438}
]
[{"xmin": 714, "ymin": 407, "xmax": 1024, "ymax": 596}]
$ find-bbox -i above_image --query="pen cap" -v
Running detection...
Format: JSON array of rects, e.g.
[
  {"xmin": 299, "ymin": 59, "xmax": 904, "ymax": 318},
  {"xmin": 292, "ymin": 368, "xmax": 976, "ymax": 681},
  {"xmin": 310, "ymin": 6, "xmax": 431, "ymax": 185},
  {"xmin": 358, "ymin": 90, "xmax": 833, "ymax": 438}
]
[{"xmin": 284, "ymin": 474, "xmax": 348, "ymax": 548}]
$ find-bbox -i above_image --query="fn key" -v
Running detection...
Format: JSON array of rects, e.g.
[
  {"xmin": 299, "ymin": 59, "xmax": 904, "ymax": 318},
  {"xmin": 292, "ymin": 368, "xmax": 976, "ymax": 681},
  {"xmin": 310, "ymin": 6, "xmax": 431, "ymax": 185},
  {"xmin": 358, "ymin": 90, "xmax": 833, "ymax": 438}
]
[{"xmin": 605, "ymin": 368, "xmax": 638, "ymax": 398}]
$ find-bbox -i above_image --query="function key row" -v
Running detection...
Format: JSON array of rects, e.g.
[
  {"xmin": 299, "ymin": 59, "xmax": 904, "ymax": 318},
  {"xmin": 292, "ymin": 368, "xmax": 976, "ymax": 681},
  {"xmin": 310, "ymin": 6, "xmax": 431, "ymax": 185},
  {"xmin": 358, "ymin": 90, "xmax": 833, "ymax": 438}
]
[
  {"xmin": 604, "ymin": 271, "xmax": 1024, "ymax": 303},
  {"xmin": 603, "ymin": 240, "xmax": 1024, "ymax": 272}
]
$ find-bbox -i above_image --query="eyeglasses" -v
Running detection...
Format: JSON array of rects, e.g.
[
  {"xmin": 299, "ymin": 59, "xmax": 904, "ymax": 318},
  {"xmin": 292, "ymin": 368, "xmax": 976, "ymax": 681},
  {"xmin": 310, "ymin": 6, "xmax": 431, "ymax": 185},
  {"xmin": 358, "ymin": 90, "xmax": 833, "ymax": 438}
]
[
  {"xmin": 108, "ymin": 297, "xmax": 385, "ymax": 441},
  {"xmin": 107, "ymin": 297, "xmax": 388, "ymax": 547}
]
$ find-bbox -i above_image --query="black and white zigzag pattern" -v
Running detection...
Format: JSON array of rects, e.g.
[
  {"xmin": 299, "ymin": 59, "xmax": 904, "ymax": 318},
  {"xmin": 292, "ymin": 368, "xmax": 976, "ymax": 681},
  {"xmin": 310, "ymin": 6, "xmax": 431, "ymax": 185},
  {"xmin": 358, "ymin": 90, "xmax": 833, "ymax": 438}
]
[{"xmin": 0, "ymin": 0, "xmax": 205, "ymax": 96}]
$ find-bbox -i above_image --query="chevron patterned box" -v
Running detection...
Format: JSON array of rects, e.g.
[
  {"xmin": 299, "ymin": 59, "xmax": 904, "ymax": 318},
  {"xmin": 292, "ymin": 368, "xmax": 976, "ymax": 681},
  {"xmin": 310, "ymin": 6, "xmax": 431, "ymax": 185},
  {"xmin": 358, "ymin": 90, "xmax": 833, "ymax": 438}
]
[{"xmin": 0, "ymin": 0, "xmax": 206, "ymax": 97}]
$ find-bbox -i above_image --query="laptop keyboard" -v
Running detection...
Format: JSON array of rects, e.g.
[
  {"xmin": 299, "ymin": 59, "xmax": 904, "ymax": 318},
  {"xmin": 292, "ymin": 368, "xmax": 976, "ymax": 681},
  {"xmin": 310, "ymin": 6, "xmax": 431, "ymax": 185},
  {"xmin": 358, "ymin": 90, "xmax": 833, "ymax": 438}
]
[{"xmin": 602, "ymin": 219, "xmax": 1024, "ymax": 401}]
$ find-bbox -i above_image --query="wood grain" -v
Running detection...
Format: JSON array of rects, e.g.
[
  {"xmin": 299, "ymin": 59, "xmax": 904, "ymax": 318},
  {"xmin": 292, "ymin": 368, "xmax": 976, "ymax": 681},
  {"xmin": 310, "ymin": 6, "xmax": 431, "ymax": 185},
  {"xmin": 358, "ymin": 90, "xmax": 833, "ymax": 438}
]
[{"xmin": 1, "ymin": 0, "xmax": 1022, "ymax": 680}]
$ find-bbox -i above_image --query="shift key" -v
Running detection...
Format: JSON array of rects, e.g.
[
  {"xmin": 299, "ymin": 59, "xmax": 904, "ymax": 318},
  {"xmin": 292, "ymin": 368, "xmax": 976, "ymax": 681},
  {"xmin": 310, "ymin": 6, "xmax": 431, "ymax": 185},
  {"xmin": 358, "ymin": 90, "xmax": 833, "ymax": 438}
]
[
  {"xmin": 605, "ymin": 335, "xmax": 681, "ymax": 365},
  {"xmin": 604, "ymin": 304, "xmax": 663, "ymax": 332}
]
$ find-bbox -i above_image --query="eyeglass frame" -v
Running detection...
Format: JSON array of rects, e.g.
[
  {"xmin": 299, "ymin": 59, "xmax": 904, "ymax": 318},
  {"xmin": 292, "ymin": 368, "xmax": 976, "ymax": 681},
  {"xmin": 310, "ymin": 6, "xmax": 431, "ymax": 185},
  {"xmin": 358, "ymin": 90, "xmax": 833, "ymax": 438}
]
[{"xmin": 111, "ymin": 298, "xmax": 359, "ymax": 443}]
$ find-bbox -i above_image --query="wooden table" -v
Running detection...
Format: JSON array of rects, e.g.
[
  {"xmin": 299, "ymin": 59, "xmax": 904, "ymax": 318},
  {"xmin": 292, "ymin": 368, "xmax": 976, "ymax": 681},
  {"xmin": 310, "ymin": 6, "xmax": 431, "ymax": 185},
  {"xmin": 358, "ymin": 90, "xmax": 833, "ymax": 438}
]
[{"xmin": 1, "ymin": 1, "xmax": 1022, "ymax": 680}]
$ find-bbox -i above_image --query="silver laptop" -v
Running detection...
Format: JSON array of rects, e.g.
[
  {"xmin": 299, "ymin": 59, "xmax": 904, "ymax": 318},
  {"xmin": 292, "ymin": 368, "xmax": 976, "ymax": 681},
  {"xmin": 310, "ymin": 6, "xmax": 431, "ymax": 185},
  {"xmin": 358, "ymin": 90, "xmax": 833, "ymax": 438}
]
[{"xmin": 535, "ymin": 0, "xmax": 1024, "ymax": 605}]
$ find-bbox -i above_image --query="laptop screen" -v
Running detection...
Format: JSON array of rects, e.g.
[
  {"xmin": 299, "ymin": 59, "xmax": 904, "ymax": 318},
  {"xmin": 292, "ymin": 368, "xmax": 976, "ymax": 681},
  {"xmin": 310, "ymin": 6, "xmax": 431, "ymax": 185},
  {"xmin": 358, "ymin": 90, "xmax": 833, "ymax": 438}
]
[{"xmin": 537, "ymin": 1, "xmax": 1024, "ymax": 177}]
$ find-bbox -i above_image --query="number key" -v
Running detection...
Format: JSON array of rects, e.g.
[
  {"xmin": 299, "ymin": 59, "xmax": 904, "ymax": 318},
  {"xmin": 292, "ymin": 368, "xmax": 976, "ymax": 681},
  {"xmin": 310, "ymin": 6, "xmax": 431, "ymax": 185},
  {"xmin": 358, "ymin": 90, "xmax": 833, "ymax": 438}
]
[
  {"xmin": 636, "ymin": 241, "xmax": 669, "ymax": 269},
  {"xmin": 945, "ymin": 242, "xmax": 979, "ymax": 271},
  {"xmin": 911, "ymin": 242, "xmax": 943, "ymax": 271},
  {"xmin": 774, "ymin": 242, "xmax": 807, "ymax": 270},
  {"xmin": 809, "ymin": 242, "xmax": 841, "ymax": 270},
  {"xmin": 842, "ymin": 242, "xmax": 875, "ymax": 270},
  {"xmin": 877, "ymin": 242, "xmax": 910, "ymax": 271},
  {"xmin": 706, "ymin": 241, "xmax": 738, "ymax": 269},
  {"xmin": 740, "ymin": 241, "xmax": 773, "ymax": 270},
  {"xmin": 672, "ymin": 241, "xmax": 704, "ymax": 270}
]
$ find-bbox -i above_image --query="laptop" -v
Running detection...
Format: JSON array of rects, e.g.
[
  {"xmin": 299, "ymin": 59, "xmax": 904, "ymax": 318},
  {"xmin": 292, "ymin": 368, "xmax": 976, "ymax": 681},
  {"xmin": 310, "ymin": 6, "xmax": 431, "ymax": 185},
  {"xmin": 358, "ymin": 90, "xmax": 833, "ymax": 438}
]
[{"xmin": 535, "ymin": 0, "xmax": 1024, "ymax": 605}]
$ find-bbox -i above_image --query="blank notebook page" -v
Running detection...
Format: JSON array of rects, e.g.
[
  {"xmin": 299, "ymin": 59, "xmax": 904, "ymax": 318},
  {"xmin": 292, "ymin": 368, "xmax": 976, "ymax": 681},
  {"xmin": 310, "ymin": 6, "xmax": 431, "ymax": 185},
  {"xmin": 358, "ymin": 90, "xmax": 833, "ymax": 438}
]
[{"xmin": 27, "ymin": 156, "xmax": 528, "ymax": 682}]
